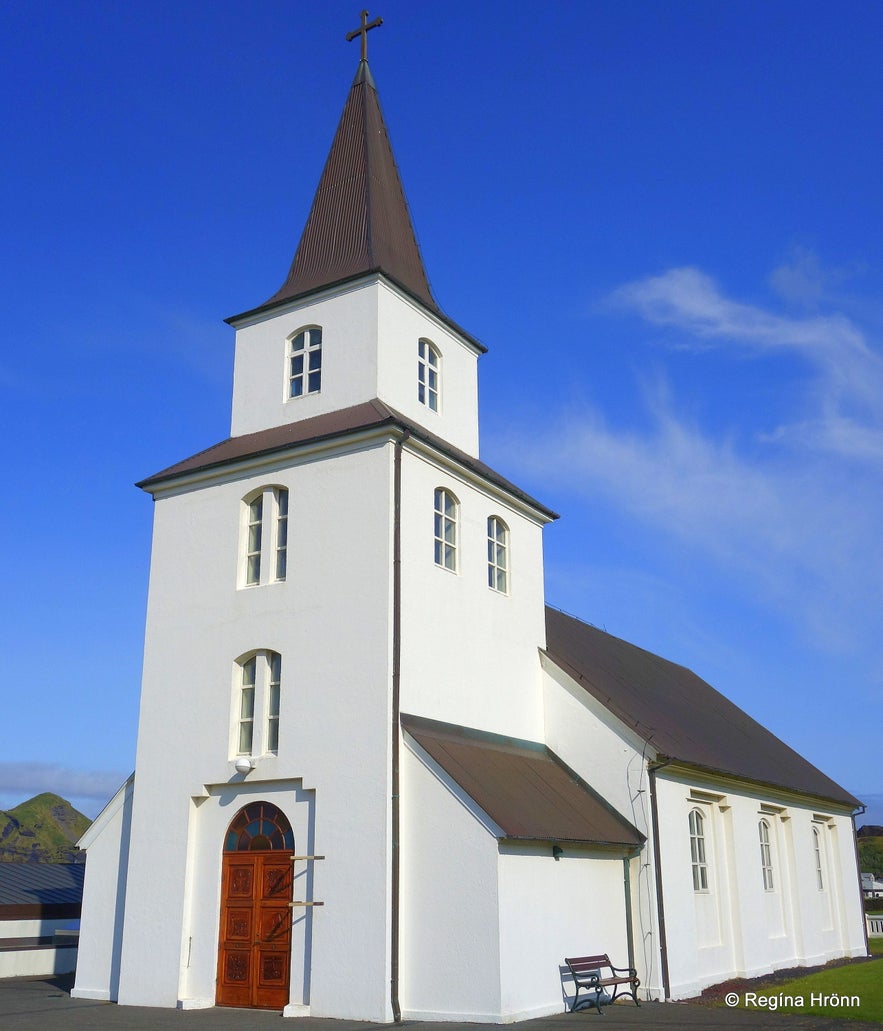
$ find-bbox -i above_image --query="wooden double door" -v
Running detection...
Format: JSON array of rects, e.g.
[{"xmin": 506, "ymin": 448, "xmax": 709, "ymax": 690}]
[{"xmin": 216, "ymin": 850, "xmax": 294, "ymax": 1009}]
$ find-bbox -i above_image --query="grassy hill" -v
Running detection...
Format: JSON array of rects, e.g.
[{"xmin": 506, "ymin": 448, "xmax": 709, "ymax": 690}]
[{"xmin": 0, "ymin": 793, "xmax": 91, "ymax": 863}]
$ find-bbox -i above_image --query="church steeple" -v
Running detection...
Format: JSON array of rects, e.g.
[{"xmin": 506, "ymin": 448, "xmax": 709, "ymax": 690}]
[{"xmin": 261, "ymin": 58, "xmax": 439, "ymax": 315}]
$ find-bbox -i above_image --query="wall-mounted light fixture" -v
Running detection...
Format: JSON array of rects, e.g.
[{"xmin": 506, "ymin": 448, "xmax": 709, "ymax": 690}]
[{"xmin": 234, "ymin": 757, "xmax": 255, "ymax": 775}]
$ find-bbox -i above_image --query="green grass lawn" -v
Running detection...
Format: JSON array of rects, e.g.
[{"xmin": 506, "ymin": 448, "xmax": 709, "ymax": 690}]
[{"xmin": 729, "ymin": 949, "xmax": 883, "ymax": 1023}]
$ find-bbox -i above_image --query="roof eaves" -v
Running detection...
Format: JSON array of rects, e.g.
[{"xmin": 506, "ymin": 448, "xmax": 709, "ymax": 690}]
[
  {"xmin": 136, "ymin": 413, "xmax": 400, "ymax": 493},
  {"xmin": 225, "ymin": 270, "xmax": 487, "ymax": 355},
  {"xmin": 652, "ymin": 756, "xmax": 863, "ymax": 813}
]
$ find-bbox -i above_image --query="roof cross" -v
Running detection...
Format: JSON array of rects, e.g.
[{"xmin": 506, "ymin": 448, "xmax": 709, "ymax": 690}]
[{"xmin": 346, "ymin": 9, "xmax": 383, "ymax": 63}]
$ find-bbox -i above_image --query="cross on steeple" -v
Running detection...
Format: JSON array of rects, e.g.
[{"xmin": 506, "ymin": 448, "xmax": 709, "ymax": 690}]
[{"xmin": 346, "ymin": 9, "xmax": 383, "ymax": 63}]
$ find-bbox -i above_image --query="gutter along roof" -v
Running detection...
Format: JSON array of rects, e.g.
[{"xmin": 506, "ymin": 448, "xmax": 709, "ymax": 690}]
[
  {"xmin": 402, "ymin": 714, "xmax": 643, "ymax": 847},
  {"xmin": 543, "ymin": 607, "xmax": 861, "ymax": 809},
  {"xmin": 136, "ymin": 398, "xmax": 558, "ymax": 520}
]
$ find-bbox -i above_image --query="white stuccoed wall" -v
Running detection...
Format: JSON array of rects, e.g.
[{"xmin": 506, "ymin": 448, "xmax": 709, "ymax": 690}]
[
  {"xmin": 229, "ymin": 278, "xmax": 481, "ymax": 457},
  {"xmin": 114, "ymin": 438, "xmax": 397, "ymax": 1018},
  {"xmin": 497, "ymin": 845, "xmax": 633, "ymax": 1020},
  {"xmin": 540, "ymin": 658, "xmax": 662, "ymax": 997},
  {"xmin": 399, "ymin": 742, "xmax": 503, "ymax": 1021},
  {"xmin": 400, "ymin": 739, "xmax": 635, "ymax": 1022},
  {"xmin": 398, "ymin": 445, "xmax": 550, "ymax": 742},
  {"xmin": 654, "ymin": 772, "xmax": 866, "ymax": 1000},
  {"xmin": 72, "ymin": 777, "xmax": 134, "ymax": 1001}
]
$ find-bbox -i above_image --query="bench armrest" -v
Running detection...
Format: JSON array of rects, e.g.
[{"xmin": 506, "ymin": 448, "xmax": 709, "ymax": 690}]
[{"xmin": 608, "ymin": 964, "xmax": 638, "ymax": 978}]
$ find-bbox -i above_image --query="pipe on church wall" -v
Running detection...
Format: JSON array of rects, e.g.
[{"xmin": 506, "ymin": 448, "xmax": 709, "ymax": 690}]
[
  {"xmin": 648, "ymin": 759, "xmax": 672, "ymax": 1000},
  {"xmin": 390, "ymin": 429, "xmax": 410, "ymax": 1023},
  {"xmin": 622, "ymin": 846, "xmax": 642, "ymax": 979}
]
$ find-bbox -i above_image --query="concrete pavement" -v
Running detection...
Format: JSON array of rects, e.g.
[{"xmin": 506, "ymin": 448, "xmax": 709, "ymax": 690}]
[{"xmin": 0, "ymin": 975, "xmax": 880, "ymax": 1031}]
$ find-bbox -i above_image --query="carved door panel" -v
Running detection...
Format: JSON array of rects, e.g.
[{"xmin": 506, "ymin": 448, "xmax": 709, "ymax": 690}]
[{"xmin": 217, "ymin": 852, "xmax": 293, "ymax": 1009}]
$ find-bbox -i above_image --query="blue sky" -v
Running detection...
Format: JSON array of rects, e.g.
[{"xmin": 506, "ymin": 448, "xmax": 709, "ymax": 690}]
[{"xmin": 2, "ymin": 2, "xmax": 881, "ymax": 827}]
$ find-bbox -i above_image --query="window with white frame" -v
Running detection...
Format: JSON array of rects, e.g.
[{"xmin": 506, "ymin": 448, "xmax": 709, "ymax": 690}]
[
  {"xmin": 235, "ymin": 651, "xmax": 282, "ymax": 758},
  {"xmin": 487, "ymin": 516, "xmax": 509, "ymax": 593},
  {"xmin": 759, "ymin": 819, "xmax": 774, "ymax": 891},
  {"xmin": 689, "ymin": 808, "xmax": 709, "ymax": 891},
  {"xmin": 813, "ymin": 827, "xmax": 825, "ymax": 890},
  {"xmin": 287, "ymin": 326, "xmax": 322, "ymax": 398},
  {"xmin": 418, "ymin": 339, "xmax": 440, "ymax": 411},
  {"xmin": 238, "ymin": 656, "xmax": 257, "ymax": 755},
  {"xmin": 433, "ymin": 488, "xmax": 458, "ymax": 571},
  {"xmin": 241, "ymin": 487, "xmax": 289, "ymax": 587},
  {"xmin": 275, "ymin": 489, "xmax": 288, "ymax": 581}
]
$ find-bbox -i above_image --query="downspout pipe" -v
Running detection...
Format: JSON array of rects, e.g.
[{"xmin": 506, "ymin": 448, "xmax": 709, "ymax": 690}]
[
  {"xmin": 390, "ymin": 429, "xmax": 410, "ymax": 1024},
  {"xmin": 623, "ymin": 845, "xmax": 642, "ymax": 979},
  {"xmin": 852, "ymin": 804, "xmax": 870, "ymax": 958},
  {"xmin": 648, "ymin": 758, "xmax": 673, "ymax": 1000}
]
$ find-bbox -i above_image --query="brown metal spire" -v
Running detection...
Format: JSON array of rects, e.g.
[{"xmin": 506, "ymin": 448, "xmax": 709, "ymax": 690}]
[{"xmin": 261, "ymin": 48, "xmax": 439, "ymax": 314}]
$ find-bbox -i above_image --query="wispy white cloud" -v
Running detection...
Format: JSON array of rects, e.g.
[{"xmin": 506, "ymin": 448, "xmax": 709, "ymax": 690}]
[
  {"xmin": 612, "ymin": 265, "xmax": 883, "ymax": 460},
  {"xmin": 503, "ymin": 264, "xmax": 883, "ymax": 655}
]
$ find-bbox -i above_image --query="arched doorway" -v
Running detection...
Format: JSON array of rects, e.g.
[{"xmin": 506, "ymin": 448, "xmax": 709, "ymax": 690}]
[{"xmin": 216, "ymin": 801, "xmax": 294, "ymax": 1010}]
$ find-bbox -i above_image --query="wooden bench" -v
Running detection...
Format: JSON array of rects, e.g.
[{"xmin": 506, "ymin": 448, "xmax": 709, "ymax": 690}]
[{"xmin": 564, "ymin": 954, "xmax": 640, "ymax": 1014}]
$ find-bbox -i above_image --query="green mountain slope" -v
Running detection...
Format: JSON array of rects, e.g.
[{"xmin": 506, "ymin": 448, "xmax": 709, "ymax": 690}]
[{"xmin": 0, "ymin": 793, "xmax": 91, "ymax": 863}]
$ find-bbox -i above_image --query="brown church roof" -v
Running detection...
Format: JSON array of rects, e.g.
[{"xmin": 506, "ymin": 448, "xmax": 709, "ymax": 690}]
[
  {"xmin": 136, "ymin": 399, "xmax": 558, "ymax": 520},
  {"xmin": 402, "ymin": 714, "xmax": 643, "ymax": 847},
  {"xmin": 543, "ymin": 607, "xmax": 861, "ymax": 809},
  {"xmin": 252, "ymin": 61, "xmax": 438, "ymax": 317}
]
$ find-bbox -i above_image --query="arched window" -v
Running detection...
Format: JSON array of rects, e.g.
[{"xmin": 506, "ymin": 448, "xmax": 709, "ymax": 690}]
[
  {"xmin": 224, "ymin": 801, "xmax": 294, "ymax": 852},
  {"xmin": 813, "ymin": 827, "xmax": 824, "ymax": 890},
  {"xmin": 433, "ymin": 488, "xmax": 458, "ymax": 571},
  {"xmin": 418, "ymin": 339, "xmax": 440, "ymax": 412},
  {"xmin": 487, "ymin": 516, "xmax": 509, "ymax": 593},
  {"xmin": 759, "ymin": 819, "xmax": 774, "ymax": 891},
  {"xmin": 235, "ymin": 651, "xmax": 282, "ymax": 757},
  {"xmin": 689, "ymin": 809, "xmax": 708, "ymax": 891},
  {"xmin": 287, "ymin": 326, "xmax": 322, "ymax": 398},
  {"xmin": 241, "ymin": 487, "xmax": 289, "ymax": 587}
]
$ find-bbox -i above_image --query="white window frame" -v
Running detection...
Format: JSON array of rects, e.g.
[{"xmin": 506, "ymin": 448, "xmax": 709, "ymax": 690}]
[
  {"xmin": 234, "ymin": 650, "xmax": 282, "ymax": 759},
  {"xmin": 238, "ymin": 655, "xmax": 257, "ymax": 755},
  {"xmin": 487, "ymin": 516, "xmax": 509, "ymax": 593},
  {"xmin": 433, "ymin": 488, "xmax": 458, "ymax": 571},
  {"xmin": 418, "ymin": 339, "xmax": 440, "ymax": 412},
  {"xmin": 759, "ymin": 819, "xmax": 775, "ymax": 892},
  {"xmin": 287, "ymin": 326, "xmax": 323, "ymax": 399},
  {"xmin": 812, "ymin": 827, "xmax": 825, "ymax": 890},
  {"xmin": 689, "ymin": 808, "xmax": 709, "ymax": 892},
  {"xmin": 240, "ymin": 486, "xmax": 289, "ymax": 587}
]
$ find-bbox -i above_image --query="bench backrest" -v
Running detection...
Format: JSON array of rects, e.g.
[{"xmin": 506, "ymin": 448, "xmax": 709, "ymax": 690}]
[{"xmin": 565, "ymin": 955, "xmax": 611, "ymax": 975}]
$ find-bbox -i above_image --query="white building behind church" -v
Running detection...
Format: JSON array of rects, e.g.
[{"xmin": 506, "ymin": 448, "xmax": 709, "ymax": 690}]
[{"xmin": 73, "ymin": 44, "xmax": 867, "ymax": 1022}]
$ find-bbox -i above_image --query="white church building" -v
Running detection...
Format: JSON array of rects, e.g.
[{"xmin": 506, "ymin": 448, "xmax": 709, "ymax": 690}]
[{"xmin": 73, "ymin": 38, "xmax": 867, "ymax": 1022}]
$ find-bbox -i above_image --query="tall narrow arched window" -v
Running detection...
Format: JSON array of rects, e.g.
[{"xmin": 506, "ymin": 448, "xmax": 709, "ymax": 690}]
[
  {"xmin": 418, "ymin": 339, "xmax": 440, "ymax": 412},
  {"xmin": 759, "ymin": 819, "xmax": 774, "ymax": 891},
  {"xmin": 433, "ymin": 488, "xmax": 458, "ymax": 571},
  {"xmin": 245, "ymin": 495, "xmax": 263, "ymax": 585},
  {"xmin": 238, "ymin": 656, "xmax": 257, "ymax": 755},
  {"xmin": 487, "ymin": 516, "xmax": 509, "ymax": 593},
  {"xmin": 813, "ymin": 827, "xmax": 824, "ymax": 890},
  {"xmin": 689, "ymin": 809, "xmax": 708, "ymax": 891},
  {"xmin": 287, "ymin": 326, "xmax": 322, "ymax": 398},
  {"xmin": 240, "ymin": 487, "xmax": 289, "ymax": 587},
  {"xmin": 235, "ymin": 651, "xmax": 282, "ymax": 758}
]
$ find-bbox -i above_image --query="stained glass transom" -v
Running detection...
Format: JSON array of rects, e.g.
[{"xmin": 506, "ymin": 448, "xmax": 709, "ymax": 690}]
[{"xmin": 224, "ymin": 801, "xmax": 294, "ymax": 852}]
